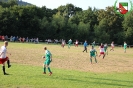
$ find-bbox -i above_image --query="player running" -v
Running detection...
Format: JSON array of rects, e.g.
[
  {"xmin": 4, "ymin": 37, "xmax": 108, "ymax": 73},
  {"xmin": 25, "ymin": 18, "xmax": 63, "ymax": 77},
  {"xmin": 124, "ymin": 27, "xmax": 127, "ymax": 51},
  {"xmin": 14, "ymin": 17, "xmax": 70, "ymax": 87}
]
[
  {"xmin": 0, "ymin": 41, "xmax": 11, "ymax": 75},
  {"xmin": 90, "ymin": 46, "xmax": 97, "ymax": 64},
  {"xmin": 83, "ymin": 40, "xmax": 88, "ymax": 53}
]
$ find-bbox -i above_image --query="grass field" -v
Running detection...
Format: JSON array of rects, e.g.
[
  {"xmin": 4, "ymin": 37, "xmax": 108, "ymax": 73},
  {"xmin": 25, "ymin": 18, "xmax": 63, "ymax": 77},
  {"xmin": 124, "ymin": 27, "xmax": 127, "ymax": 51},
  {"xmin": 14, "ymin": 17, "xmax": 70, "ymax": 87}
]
[{"xmin": 0, "ymin": 42, "xmax": 133, "ymax": 88}]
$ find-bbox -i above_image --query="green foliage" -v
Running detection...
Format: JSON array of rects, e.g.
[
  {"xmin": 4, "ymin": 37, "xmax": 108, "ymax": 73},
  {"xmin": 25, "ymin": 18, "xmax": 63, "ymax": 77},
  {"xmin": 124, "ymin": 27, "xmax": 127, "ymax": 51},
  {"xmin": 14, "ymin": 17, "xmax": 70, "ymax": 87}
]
[
  {"xmin": 0, "ymin": 1, "xmax": 132, "ymax": 44},
  {"xmin": 123, "ymin": 11, "xmax": 133, "ymax": 44}
]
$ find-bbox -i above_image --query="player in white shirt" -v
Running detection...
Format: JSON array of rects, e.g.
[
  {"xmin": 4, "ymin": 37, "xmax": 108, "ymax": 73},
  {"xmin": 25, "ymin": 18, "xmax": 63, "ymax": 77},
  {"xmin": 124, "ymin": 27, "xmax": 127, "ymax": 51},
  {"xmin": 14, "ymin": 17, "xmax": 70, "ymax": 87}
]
[
  {"xmin": 110, "ymin": 41, "xmax": 114, "ymax": 51},
  {"xmin": 0, "ymin": 41, "xmax": 11, "ymax": 75},
  {"xmin": 75, "ymin": 40, "xmax": 78, "ymax": 47},
  {"xmin": 99, "ymin": 43, "xmax": 106, "ymax": 59}
]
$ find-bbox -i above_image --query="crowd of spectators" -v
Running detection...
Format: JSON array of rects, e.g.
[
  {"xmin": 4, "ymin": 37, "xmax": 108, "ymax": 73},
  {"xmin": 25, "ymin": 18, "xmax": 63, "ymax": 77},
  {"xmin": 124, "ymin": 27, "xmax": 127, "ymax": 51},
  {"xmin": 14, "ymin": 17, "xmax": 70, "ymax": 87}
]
[{"xmin": 0, "ymin": 35, "xmax": 39, "ymax": 44}]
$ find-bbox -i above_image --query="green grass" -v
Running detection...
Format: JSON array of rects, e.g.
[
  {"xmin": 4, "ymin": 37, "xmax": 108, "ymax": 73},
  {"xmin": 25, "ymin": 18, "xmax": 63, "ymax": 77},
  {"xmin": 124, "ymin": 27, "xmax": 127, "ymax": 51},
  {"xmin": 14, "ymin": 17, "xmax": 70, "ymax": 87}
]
[
  {"xmin": 0, "ymin": 64, "xmax": 133, "ymax": 88},
  {"xmin": 0, "ymin": 41, "xmax": 133, "ymax": 88}
]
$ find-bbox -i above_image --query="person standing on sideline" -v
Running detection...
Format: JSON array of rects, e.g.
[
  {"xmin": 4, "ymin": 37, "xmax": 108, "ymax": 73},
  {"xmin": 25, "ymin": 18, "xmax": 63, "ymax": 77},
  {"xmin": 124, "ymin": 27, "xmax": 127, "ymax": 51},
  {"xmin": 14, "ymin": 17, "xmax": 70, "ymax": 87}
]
[
  {"xmin": 110, "ymin": 41, "xmax": 114, "ymax": 51},
  {"xmin": 68, "ymin": 39, "xmax": 72, "ymax": 49},
  {"xmin": 124, "ymin": 42, "xmax": 127, "ymax": 53},
  {"xmin": 90, "ymin": 46, "xmax": 97, "ymax": 64},
  {"xmin": 0, "ymin": 41, "xmax": 11, "ymax": 75},
  {"xmin": 83, "ymin": 40, "xmax": 88, "ymax": 53},
  {"xmin": 42, "ymin": 47, "xmax": 52, "ymax": 76},
  {"xmin": 99, "ymin": 43, "xmax": 106, "ymax": 59}
]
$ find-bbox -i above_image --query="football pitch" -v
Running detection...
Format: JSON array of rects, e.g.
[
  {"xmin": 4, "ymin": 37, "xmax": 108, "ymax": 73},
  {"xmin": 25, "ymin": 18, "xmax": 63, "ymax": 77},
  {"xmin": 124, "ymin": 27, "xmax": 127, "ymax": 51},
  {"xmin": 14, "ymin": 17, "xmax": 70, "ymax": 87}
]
[{"xmin": 0, "ymin": 42, "xmax": 133, "ymax": 88}]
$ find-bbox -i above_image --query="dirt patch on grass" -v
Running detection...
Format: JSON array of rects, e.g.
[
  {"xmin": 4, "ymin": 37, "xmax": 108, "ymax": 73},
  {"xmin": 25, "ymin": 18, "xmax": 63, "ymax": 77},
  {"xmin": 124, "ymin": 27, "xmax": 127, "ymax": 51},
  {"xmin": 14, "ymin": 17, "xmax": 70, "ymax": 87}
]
[{"xmin": 8, "ymin": 43, "xmax": 133, "ymax": 73}]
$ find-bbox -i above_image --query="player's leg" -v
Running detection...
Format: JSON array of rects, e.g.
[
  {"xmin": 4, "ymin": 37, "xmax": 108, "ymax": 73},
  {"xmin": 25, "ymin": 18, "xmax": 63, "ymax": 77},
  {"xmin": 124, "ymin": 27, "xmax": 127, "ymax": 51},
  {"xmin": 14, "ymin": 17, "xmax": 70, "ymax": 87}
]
[
  {"xmin": 7, "ymin": 57, "xmax": 11, "ymax": 68},
  {"xmin": 94, "ymin": 56, "xmax": 97, "ymax": 63},
  {"xmin": 99, "ymin": 53, "xmax": 101, "ymax": 57},
  {"xmin": 103, "ymin": 53, "xmax": 105, "ymax": 59},
  {"xmin": 46, "ymin": 61, "xmax": 52, "ymax": 76},
  {"xmin": 90, "ymin": 56, "xmax": 92, "ymax": 64},
  {"xmin": 110, "ymin": 47, "xmax": 112, "ymax": 51},
  {"xmin": 2, "ymin": 63, "xmax": 7, "ymax": 75},
  {"xmin": 124, "ymin": 47, "xmax": 126, "ymax": 53},
  {"xmin": 112, "ymin": 47, "xmax": 114, "ymax": 51},
  {"xmin": 85, "ymin": 47, "xmax": 87, "ymax": 53},
  {"xmin": 43, "ymin": 63, "xmax": 46, "ymax": 74},
  {"xmin": 106, "ymin": 49, "xmax": 108, "ymax": 55},
  {"xmin": 68, "ymin": 44, "xmax": 70, "ymax": 48},
  {"xmin": 83, "ymin": 47, "xmax": 85, "ymax": 52}
]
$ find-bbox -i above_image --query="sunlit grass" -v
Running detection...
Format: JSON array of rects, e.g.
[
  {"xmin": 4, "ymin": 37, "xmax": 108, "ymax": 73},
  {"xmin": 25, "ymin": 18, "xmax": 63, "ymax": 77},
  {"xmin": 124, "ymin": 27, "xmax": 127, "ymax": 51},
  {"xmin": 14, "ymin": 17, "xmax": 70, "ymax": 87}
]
[{"xmin": 0, "ymin": 41, "xmax": 133, "ymax": 88}]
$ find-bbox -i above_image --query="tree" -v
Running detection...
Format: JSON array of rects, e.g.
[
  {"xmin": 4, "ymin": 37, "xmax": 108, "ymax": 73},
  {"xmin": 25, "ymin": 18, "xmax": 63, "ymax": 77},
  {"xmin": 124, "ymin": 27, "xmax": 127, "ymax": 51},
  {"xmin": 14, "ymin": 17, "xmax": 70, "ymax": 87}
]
[{"xmin": 123, "ymin": 11, "xmax": 133, "ymax": 44}]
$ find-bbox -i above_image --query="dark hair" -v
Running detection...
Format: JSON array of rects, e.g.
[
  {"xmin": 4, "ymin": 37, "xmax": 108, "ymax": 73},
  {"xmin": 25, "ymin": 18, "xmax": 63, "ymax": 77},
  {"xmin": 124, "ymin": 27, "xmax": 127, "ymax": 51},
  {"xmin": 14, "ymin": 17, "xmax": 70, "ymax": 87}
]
[{"xmin": 44, "ymin": 47, "xmax": 47, "ymax": 50}]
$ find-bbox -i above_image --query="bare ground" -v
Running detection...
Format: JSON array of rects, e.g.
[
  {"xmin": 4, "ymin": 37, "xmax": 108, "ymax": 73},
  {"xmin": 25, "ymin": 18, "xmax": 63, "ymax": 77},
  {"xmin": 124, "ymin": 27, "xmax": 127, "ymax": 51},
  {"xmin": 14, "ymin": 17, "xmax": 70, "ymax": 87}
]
[{"xmin": 7, "ymin": 43, "xmax": 133, "ymax": 73}]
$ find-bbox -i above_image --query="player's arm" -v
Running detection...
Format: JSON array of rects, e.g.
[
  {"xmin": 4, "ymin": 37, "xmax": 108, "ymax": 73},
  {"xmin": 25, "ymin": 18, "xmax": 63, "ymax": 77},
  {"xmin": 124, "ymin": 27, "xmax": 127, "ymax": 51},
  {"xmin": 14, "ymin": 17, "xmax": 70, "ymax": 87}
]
[
  {"xmin": 6, "ymin": 51, "xmax": 11, "ymax": 55},
  {"xmin": 95, "ymin": 50, "xmax": 97, "ymax": 56},
  {"xmin": 89, "ymin": 52, "xmax": 91, "ymax": 58},
  {"xmin": 0, "ymin": 52, "xmax": 4, "ymax": 56},
  {"xmin": 42, "ymin": 55, "xmax": 45, "ymax": 59}
]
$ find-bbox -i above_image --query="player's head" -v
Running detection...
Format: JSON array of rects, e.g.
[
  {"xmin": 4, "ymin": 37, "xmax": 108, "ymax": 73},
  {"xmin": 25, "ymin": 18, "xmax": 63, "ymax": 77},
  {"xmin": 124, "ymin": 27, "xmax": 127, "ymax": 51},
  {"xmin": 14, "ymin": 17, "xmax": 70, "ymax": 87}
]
[
  {"xmin": 4, "ymin": 41, "xmax": 8, "ymax": 47},
  {"xmin": 44, "ymin": 47, "xmax": 47, "ymax": 50}
]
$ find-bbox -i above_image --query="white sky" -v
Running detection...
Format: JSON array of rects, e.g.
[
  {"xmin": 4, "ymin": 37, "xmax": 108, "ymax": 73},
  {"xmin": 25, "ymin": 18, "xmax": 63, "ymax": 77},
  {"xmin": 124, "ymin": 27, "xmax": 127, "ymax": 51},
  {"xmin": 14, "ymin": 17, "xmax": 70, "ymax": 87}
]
[{"xmin": 22, "ymin": 0, "xmax": 132, "ymax": 10}]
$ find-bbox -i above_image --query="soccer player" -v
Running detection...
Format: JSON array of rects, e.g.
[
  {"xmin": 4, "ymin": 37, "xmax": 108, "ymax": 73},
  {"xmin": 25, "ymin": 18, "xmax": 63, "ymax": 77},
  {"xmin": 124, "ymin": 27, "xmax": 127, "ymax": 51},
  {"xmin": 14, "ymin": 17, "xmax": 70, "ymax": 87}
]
[
  {"xmin": 90, "ymin": 46, "xmax": 97, "ymax": 64},
  {"xmin": 61, "ymin": 40, "xmax": 65, "ymax": 48},
  {"xmin": 99, "ymin": 43, "xmax": 105, "ymax": 59},
  {"xmin": 124, "ymin": 42, "xmax": 127, "ymax": 53},
  {"xmin": 68, "ymin": 39, "xmax": 72, "ymax": 49},
  {"xmin": 110, "ymin": 41, "xmax": 114, "ymax": 51},
  {"xmin": 42, "ymin": 47, "xmax": 52, "ymax": 76},
  {"xmin": 0, "ymin": 41, "xmax": 11, "ymax": 75},
  {"xmin": 83, "ymin": 40, "xmax": 88, "ymax": 53},
  {"xmin": 75, "ymin": 40, "xmax": 78, "ymax": 47},
  {"xmin": 104, "ymin": 43, "xmax": 108, "ymax": 55},
  {"xmin": 92, "ymin": 41, "xmax": 95, "ymax": 48}
]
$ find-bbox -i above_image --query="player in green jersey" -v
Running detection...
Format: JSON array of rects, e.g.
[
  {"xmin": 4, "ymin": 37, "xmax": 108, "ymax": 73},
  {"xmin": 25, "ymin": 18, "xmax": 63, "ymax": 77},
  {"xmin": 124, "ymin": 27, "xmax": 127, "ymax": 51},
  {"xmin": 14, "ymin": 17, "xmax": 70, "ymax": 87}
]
[
  {"xmin": 124, "ymin": 42, "xmax": 127, "ymax": 53},
  {"xmin": 68, "ymin": 39, "xmax": 72, "ymax": 49},
  {"xmin": 92, "ymin": 41, "xmax": 95, "ymax": 48},
  {"xmin": 42, "ymin": 47, "xmax": 52, "ymax": 76},
  {"xmin": 90, "ymin": 46, "xmax": 97, "ymax": 64},
  {"xmin": 104, "ymin": 43, "xmax": 108, "ymax": 55}
]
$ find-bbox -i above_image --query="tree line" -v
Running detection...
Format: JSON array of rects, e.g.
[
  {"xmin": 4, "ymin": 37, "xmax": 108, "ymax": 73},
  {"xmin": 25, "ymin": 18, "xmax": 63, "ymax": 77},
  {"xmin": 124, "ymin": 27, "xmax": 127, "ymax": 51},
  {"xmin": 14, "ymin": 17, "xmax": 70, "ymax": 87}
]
[{"xmin": 0, "ymin": 0, "xmax": 133, "ymax": 44}]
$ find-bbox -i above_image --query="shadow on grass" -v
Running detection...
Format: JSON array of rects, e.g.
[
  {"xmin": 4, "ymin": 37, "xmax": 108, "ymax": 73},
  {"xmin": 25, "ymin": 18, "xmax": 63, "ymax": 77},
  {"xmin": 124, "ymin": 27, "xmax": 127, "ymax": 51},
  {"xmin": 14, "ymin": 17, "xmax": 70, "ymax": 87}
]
[{"xmin": 44, "ymin": 74, "xmax": 133, "ymax": 88}]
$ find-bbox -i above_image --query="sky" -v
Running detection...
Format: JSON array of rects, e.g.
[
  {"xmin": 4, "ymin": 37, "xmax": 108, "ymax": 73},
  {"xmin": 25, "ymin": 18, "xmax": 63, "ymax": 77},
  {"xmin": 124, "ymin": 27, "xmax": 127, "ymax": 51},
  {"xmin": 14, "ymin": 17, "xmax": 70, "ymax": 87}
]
[{"xmin": 22, "ymin": 0, "xmax": 132, "ymax": 10}]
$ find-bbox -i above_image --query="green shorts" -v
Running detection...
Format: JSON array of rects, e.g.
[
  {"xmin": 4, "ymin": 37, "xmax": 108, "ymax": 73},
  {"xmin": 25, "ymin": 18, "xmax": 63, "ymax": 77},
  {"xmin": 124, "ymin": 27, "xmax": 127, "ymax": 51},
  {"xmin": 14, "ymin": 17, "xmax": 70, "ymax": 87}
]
[
  {"xmin": 124, "ymin": 47, "xmax": 126, "ymax": 49},
  {"xmin": 90, "ymin": 55, "xmax": 96, "ymax": 58},
  {"xmin": 44, "ymin": 60, "xmax": 51, "ymax": 65},
  {"xmin": 104, "ymin": 49, "xmax": 107, "ymax": 52}
]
